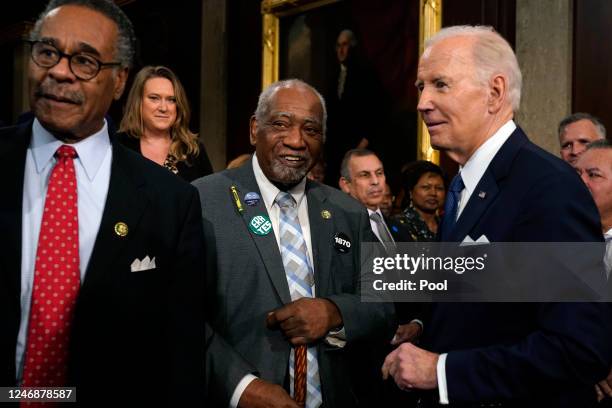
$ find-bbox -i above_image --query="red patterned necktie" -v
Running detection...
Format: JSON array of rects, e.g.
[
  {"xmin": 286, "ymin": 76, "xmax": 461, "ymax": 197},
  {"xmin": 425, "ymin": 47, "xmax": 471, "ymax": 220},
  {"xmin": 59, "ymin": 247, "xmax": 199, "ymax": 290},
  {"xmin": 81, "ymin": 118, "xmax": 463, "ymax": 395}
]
[{"xmin": 21, "ymin": 145, "xmax": 80, "ymax": 396}]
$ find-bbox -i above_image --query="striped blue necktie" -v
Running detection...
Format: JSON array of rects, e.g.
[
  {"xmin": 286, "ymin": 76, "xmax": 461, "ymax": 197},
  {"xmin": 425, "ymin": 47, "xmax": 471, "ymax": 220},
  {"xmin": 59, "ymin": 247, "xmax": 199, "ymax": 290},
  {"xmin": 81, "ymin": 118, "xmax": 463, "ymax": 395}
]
[{"xmin": 275, "ymin": 191, "xmax": 322, "ymax": 407}]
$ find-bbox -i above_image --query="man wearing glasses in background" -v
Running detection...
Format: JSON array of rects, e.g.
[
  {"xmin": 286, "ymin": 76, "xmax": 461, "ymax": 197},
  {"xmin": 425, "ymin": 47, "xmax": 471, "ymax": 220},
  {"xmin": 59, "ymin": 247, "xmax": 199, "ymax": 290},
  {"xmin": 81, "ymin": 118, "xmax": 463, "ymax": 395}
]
[{"xmin": 0, "ymin": 0, "xmax": 206, "ymax": 405}]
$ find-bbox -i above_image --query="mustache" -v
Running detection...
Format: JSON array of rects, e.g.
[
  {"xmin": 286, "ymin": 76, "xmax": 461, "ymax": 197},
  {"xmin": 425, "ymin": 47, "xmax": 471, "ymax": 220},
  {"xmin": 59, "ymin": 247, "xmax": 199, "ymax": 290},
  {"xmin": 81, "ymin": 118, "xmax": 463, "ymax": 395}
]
[{"xmin": 34, "ymin": 81, "xmax": 84, "ymax": 105}]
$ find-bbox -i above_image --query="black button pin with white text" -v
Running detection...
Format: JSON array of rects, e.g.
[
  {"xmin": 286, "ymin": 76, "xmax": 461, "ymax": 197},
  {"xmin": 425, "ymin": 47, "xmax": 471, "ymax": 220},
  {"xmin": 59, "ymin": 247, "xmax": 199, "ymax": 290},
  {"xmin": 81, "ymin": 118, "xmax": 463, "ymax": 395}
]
[{"xmin": 333, "ymin": 232, "xmax": 351, "ymax": 253}]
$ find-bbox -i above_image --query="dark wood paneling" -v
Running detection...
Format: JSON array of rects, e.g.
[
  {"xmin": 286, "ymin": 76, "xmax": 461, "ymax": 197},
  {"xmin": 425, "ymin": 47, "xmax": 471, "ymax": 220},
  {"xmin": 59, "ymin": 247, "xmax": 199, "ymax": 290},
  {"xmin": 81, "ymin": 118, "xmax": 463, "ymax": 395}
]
[
  {"xmin": 226, "ymin": 0, "xmax": 262, "ymax": 163},
  {"xmin": 114, "ymin": 1, "xmax": 202, "ymax": 133},
  {"xmin": 443, "ymin": 0, "xmax": 516, "ymax": 47},
  {"xmin": 573, "ymin": 0, "xmax": 612, "ymax": 134}
]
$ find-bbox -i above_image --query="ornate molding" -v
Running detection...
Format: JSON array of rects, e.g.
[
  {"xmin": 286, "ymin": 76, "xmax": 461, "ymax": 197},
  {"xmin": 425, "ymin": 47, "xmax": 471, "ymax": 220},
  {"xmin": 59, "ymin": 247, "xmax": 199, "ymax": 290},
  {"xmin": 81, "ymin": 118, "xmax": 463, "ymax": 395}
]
[
  {"xmin": 261, "ymin": 0, "xmax": 339, "ymax": 17},
  {"xmin": 417, "ymin": 0, "xmax": 443, "ymax": 163}
]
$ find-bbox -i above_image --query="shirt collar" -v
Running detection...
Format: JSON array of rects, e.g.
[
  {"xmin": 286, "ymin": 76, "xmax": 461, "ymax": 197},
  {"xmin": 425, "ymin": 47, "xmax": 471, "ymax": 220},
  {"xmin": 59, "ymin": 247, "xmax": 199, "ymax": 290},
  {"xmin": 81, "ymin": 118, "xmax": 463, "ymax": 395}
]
[
  {"xmin": 604, "ymin": 228, "xmax": 612, "ymax": 241},
  {"xmin": 252, "ymin": 154, "xmax": 307, "ymax": 211},
  {"xmin": 31, "ymin": 118, "xmax": 112, "ymax": 181},
  {"xmin": 367, "ymin": 207, "xmax": 383, "ymax": 218},
  {"xmin": 460, "ymin": 119, "xmax": 516, "ymax": 196}
]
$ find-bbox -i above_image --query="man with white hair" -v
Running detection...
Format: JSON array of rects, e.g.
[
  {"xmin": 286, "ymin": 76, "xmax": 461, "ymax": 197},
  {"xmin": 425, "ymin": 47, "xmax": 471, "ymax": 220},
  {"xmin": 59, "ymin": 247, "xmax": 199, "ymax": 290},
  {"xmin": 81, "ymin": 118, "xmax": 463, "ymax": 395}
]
[{"xmin": 382, "ymin": 25, "xmax": 612, "ymax": 407}]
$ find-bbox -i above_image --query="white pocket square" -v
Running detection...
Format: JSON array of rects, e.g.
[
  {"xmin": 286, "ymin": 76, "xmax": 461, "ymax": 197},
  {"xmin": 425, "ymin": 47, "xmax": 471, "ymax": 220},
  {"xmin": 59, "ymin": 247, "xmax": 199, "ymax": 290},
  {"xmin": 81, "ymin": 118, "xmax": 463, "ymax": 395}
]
[
  {"xmin": 130, "ymin": 256, "xmax": 156, "ymax": 272},
  {"xmin": 460, "ymin": 234, "xmax": 490, "ymax": 246}
]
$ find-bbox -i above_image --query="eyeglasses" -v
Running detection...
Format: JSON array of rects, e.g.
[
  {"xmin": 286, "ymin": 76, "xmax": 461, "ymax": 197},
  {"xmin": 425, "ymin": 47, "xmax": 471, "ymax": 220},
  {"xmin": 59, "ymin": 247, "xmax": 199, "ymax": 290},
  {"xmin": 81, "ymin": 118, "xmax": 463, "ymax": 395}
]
[{"xmin": 27, "ymin": 40, "xmax": 122, "ymax": 81}]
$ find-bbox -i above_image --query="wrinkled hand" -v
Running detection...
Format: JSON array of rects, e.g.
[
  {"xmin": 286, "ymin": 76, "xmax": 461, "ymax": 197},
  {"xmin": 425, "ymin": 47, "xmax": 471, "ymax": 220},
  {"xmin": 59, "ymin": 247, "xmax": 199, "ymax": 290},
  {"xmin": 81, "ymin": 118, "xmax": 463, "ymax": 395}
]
[
  {"xmin": 382, "ymin": 342, "xmax": 439, "ymax": 391},
  {"xmin": 266, "ymin": 298, "xmax": 342, "ymax": 345},
  {"xmin": 391, "ymin": 322, "xmax": 422, "ymax": 346},
  {"xmin": 596, "ymin": 367, "xmax": 612, "ymax": 402},
  {"xmin": 238, "ymin": 378, "xmax": 300, "ymax": 408}
]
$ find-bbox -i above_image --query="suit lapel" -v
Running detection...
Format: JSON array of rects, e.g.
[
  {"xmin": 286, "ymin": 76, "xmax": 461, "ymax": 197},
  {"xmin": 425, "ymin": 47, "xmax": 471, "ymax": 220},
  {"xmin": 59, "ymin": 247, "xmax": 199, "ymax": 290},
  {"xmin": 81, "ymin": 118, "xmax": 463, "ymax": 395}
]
[
  {"xmin": 451, "ymin": 128, "xmax": 528, "ymax": 242},
  {"xmin": 451, "ymin": 170, "xmax": 499, "ymax": 241},
  {"xmin": 306, "ymin": 182, "xmax": 333, "ymax": 297},
  {"xmin": 81, "ymin": 142, "xmax": 149, "ymax": 293},
  {"xmin": 229, "ymin": 164, "xmax": 291, "ymax": 304}
]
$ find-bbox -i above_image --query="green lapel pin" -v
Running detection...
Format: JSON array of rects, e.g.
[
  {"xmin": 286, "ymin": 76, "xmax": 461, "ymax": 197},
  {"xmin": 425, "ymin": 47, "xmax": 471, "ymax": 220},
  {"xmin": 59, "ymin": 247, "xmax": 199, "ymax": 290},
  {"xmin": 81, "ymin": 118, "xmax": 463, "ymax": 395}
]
[{"xmin": 249, "ymin": 215, "xmax": 273, "ymax": 236}]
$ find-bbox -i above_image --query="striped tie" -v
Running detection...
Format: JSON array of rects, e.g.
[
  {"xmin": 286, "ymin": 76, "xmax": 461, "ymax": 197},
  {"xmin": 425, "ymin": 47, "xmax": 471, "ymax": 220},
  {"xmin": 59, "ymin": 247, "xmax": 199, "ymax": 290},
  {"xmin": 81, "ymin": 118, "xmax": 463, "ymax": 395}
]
[{"xmin": 275, "ymin": 192, "xmax": 322, "ymax": 408}]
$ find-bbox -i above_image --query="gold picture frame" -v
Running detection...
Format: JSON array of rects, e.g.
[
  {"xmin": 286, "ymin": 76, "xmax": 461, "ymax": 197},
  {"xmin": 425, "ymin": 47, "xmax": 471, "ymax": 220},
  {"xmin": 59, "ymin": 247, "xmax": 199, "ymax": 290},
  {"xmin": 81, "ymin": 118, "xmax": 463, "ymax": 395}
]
[
  {"xmin": 417, "ymin": 0, "xmax": 442, "ymax": 163},
  {"xmin": 260, "ymin": 0, "xmax": 443, "ymax": 163}
]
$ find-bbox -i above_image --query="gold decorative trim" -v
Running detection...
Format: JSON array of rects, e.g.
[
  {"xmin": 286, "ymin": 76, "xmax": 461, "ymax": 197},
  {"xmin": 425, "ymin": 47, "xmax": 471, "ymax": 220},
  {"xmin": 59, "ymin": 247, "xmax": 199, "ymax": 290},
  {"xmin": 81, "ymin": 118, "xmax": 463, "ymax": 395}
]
[
  {"xmin": 262, "ymin": 0, "xmax": 340, "ymax": 17},
  {"xmin": 261, "ymin": 13, "xmax": 279, "ymax": 88},
  {"xmin": 417, "ymin": 0, "xmax": 443, "ymax": 164}
]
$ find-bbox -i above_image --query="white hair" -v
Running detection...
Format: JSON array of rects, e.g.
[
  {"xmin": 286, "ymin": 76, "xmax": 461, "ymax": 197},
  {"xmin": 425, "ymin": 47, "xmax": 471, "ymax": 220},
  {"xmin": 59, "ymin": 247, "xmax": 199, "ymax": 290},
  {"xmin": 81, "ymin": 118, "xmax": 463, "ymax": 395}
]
[
  {"xmin": 425, "ymin": 25, "xmax": 522, "ymax": 112},
  {"xmin": 254, "ymin": 79, "xmax": 327, "ymax": 141}
]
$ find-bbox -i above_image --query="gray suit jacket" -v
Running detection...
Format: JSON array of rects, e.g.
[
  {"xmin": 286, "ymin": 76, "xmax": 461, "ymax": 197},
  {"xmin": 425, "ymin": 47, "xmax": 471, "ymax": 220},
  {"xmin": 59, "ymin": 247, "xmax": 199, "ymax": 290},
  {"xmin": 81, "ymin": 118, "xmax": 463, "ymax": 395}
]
[{"xmin": 194, "ymin": 162, "xmax": 395, "ymax": 407}]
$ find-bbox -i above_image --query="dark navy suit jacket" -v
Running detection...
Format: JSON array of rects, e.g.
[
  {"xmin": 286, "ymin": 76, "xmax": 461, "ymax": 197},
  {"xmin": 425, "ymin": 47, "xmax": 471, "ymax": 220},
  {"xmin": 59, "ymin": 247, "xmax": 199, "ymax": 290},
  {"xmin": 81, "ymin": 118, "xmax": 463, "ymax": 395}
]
[{"xmin": 421, "ymin": 127, "xmax": 612, "ymax": 407}]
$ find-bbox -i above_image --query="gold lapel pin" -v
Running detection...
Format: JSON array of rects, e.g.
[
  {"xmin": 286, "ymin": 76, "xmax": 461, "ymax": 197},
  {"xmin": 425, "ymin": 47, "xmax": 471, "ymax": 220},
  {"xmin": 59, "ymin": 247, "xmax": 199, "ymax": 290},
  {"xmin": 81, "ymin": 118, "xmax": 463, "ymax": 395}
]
[
  {"xmin": 114, "ymin": 222, "xmax": 128, "ymax": 237},
  {"xmin": 321, "ymin": 210, "xmax": 332, "ymax": 219}
]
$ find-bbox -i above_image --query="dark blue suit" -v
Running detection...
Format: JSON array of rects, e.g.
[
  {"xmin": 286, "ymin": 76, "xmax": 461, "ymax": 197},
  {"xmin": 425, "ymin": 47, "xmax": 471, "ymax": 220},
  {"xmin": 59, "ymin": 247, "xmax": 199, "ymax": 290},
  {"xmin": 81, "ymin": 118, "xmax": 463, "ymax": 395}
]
[{"xmin": 422, "ymin": 127, "xmax": 612, "ymax": 407}]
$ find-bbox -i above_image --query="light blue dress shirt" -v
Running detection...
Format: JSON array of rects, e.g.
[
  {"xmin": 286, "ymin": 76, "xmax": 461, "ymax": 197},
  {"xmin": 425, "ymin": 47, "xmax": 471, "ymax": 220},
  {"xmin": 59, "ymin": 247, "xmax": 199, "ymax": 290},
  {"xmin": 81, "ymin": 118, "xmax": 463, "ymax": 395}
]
[{"xmin": 16, "ymin": 119, "xmax": 112, "ymax": 382}]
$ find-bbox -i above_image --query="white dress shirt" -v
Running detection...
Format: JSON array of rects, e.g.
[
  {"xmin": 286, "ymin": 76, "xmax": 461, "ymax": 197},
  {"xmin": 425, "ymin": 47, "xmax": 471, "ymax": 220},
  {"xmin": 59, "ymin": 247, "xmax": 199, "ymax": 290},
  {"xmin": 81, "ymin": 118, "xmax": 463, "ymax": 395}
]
[
  {"xmin": 437, "ymin": 119, "xmax": 516, "ymax": 405},
  {"xmin": 253, "ymin": 155, "xmax": 314, "ymax": 267},
  {"xmin": 16, "ymin": 119, "xmax": 112, "ymax": 382},
  {"xmin": 456, "ymin": 120, "xmax": 517, "ymax": 218}
]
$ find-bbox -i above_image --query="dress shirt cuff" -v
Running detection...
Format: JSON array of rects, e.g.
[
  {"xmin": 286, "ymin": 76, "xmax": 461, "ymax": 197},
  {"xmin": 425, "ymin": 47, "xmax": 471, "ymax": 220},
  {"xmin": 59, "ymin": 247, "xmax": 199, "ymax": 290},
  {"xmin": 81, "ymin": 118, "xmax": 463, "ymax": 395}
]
[
  {"xmin": 325, "ymin": 326, "xmax": 347, "ymax": 348},
  {"xmin": 230, "ymin": 374, "xmax": 258, "ymax": 408},
  {"xmin": 437, "ymin": 353, "xmax": 449, "ymax": 405}
]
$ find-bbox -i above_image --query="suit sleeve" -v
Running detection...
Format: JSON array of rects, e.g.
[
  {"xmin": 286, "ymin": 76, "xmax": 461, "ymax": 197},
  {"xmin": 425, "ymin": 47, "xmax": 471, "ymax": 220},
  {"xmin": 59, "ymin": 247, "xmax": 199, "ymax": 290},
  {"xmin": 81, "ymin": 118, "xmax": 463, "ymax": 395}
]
[
  {"xmin": 205, "ymin": 322, "xmax": 258, "ymax": 406},
  {"xmin": 200, "ymin": 211, "xmax": 259, "ymax": 405},
  {"xmin": 325, "ymin": 207, "xmax": 397, "ymax": 343},
  {"xmin": 445, "ymin": 173, "xmax": 612, "ymax": 402}
]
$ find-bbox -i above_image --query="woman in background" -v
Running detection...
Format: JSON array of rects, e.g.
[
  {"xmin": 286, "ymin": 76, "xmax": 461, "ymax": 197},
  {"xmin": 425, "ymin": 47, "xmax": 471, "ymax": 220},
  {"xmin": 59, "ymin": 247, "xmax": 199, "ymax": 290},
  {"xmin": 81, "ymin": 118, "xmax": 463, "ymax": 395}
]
[
  {"xmin": 118, "ymin": 65, "xmax": 212, "ymax": 181},
  {"xmin": 392, "ymin": 160, "xmax": 446, "ymax": 241}
]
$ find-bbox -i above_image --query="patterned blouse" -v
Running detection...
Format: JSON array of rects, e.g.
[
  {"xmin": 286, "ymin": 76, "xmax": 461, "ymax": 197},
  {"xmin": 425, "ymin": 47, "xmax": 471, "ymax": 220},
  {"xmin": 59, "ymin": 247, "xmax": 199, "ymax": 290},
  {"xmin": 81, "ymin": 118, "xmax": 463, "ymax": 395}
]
[{"xmin": 391, "ymin": 206, "xmax": 439, "ymax": 242}]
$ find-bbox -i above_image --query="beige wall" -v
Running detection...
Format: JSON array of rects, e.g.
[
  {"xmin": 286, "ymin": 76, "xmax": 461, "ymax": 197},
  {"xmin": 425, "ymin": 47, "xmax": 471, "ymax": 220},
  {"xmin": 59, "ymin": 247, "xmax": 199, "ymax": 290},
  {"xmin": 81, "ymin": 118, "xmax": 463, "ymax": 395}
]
[{"xmin": 515, "ymin": 0, "xmax": 573, "ymax": 156}]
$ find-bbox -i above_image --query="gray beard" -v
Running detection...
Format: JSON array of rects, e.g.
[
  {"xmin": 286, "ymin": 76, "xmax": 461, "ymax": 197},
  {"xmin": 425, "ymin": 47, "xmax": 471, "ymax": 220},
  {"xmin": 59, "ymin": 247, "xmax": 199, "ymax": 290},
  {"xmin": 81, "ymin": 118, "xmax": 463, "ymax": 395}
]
[{"xmin": 268, "ymin": 158, "xmax": 309, "ymax": 186}]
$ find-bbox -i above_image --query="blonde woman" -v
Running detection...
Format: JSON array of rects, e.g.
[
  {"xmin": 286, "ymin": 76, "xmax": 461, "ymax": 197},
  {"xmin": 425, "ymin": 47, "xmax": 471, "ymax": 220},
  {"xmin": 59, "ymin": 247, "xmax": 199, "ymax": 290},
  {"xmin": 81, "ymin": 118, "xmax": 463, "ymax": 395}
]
[{"xmin": 118, "ymin": 65, "xmax": 212, "ymax": 181}]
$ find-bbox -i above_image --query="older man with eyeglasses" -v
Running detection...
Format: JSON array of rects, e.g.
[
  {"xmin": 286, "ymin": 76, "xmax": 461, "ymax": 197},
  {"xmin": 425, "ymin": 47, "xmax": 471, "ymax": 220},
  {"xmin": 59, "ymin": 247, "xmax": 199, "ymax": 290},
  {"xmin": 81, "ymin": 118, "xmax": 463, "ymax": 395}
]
[{"xmin": 0, "ymin": 0, "xmax": 206, "ymax": 405}]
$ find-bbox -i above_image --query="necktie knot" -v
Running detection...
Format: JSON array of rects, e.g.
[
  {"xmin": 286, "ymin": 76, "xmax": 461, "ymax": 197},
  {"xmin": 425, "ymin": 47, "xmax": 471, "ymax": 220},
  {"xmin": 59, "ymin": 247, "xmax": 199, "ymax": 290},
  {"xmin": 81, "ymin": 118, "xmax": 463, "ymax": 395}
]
[
  {"xmin": 449, "ymin": 173, "xmax": 464, "ymax": 193},
  {"xmin": 275, "ymin": 191, "xmax": 296, "ymax": 209},
  {"xmin": 55, "ymin": 145, "xmax": 77, "ymax": 159},
  {"xmin": 369, "ymin": 211, "xmax": 383, "ymax": 223}
]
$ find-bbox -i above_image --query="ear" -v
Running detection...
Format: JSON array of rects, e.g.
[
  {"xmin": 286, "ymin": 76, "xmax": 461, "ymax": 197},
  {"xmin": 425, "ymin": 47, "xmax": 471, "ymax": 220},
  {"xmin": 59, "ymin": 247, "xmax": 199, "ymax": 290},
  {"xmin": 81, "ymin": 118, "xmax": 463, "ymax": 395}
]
[
  {"xmin": 113, "ymin": 67, "xmax": 129, "ymax": 100},
  {"xmin": 339, "ymin": 177, "xmax": 351, "ymax": 194},
  {"xmin": 487, "ymin": 73, "xmax": 507, "ymax": 114},
  {"xmin": 249, "ymin": 116, "xmax": 258, "ymax": 146}
]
